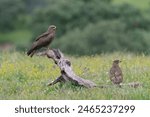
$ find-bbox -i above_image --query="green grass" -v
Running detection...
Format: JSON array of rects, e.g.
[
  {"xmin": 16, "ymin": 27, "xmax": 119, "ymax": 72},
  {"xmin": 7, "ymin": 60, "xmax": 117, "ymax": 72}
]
[
  {"xmin": 113, "ymin": 0, "xmax": 150, "ymax": 10},
  {"xmin": 0, "ymin": 52, "xmax": 150, "ymax": 100},
  {"xmin": 0, "ymin": 30, "xmax": 32, "ymax": 47}
]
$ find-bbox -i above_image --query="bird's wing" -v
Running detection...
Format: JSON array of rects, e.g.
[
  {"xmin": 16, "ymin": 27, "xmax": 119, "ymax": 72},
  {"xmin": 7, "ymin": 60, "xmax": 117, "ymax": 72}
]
[
  {"xmin": 109, "ymin": 68, "xmax": 115, "ymax": 80},
  {"xmin": 115, "ymin": 68, "xmax": 122, "ymax": 76},
  {"xmin": 35, "ymin": 31, "xmax": 49, "ymax": 41}
]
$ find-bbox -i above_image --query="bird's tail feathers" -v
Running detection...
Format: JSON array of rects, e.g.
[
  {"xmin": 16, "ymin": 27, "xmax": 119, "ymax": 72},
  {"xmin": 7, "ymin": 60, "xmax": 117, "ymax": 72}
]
[{"xmin": 27, "ymin": 49, "xmax": 33, "ymax": 56}]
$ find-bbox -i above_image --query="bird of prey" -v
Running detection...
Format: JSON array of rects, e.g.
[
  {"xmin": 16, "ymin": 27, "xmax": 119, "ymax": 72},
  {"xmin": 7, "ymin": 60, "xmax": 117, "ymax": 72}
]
[
  {"xmin": 27, "ymin": 25, "xmax": 56, "ymax": 57},
  {"xmin": 109, "ymin": 60, "xmax": 123, "ymax": 85}
]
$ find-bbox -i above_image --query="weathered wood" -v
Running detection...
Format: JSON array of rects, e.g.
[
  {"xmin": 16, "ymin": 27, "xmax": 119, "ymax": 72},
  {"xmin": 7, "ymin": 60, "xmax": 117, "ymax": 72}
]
[
  {"xmin": 40, "ymin": 49, "xmax": 97, "ymax": 88},
  {"xmin": 47, "ymin": 76, "xmax": 66, "ymax": 86}
]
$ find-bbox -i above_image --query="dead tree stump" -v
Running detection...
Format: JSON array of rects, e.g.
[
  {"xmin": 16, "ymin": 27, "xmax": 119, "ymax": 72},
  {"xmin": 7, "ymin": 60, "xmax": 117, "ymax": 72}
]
[{"xmin": 39, "ymin": 49, "xmax": 97, "ymax": 88}]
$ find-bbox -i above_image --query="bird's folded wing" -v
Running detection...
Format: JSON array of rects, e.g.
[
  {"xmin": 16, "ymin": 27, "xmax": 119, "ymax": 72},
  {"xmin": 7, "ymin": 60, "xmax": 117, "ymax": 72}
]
[
  {"xmin": 35, "ymin": 31, "xmax": 49, "ymax": 41},
  {"xmin": 115, "ymin": 71, "xmax": 122, "ymax": 76}
]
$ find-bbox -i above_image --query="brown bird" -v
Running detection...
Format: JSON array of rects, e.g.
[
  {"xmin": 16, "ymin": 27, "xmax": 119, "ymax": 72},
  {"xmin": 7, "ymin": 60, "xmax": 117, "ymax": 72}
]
[
  {"xmin": 109, "ymin": 60, "xmax": 123, "ymax": 85},
  {"xmin": 27, "ymin": 25, "xmax": 56, "ymax": 57}
]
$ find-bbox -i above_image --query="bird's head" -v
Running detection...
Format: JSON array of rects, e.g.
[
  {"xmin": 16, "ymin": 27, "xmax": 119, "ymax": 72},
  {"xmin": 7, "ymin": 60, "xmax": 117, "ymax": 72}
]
[
  {"xmin": 113, "ymin": 60, "xmax": 121, "ymax": 64},
  {"xmin": 48, "ymin": 25, "xmax": 56, "ymax": 31}
]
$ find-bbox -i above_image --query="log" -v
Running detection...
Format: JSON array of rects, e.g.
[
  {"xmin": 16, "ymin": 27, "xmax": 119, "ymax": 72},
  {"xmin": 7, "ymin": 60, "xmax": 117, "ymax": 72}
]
[{"xmin": 39, "ymin": 49, "xmax": 97, "ymax": 88}]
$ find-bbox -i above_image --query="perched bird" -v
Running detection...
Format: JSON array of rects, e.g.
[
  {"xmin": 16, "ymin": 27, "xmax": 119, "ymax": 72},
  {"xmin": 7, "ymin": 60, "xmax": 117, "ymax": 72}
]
[
  {"xmin": 109, "ymin": 60, "xmax": 123, "ymax": 85},
  {"xmin": 27, "ymin": 25, "xmax": 56, "ymax": 57}
]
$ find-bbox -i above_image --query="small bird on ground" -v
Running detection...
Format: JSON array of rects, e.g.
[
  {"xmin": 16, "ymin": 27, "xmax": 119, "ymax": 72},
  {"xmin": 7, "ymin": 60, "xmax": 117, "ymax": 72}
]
[
  {"xmin": 27, "ymin": 25, "xmax": 56, "ymax": 57},
  {"xmin": 109, "ymin": 60, "xmax": 123, "ymax": 85}
]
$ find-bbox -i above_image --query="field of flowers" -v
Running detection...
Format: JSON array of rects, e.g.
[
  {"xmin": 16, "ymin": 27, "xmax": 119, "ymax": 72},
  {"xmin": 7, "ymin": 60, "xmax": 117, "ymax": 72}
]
[{"xmin": 0, "ymin": 51, "xmax": 150, "ymax": 100}]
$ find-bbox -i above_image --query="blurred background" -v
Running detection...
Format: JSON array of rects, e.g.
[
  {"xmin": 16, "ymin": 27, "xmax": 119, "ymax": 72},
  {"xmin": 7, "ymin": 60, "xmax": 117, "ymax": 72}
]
[{"xmin": 0, "ymin": 0, "xmax": 150, "ymax": 55}]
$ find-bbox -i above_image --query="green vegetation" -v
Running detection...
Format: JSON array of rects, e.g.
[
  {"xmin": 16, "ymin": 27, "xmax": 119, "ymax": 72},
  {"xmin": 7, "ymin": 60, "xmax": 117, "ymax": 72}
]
[
  {"xmin": 0, "ymin": 0, "xmax": 150, "ymax": 55},
  {"xmin": 32, "ymin": 0, "xmax": 150, "ymax": 55},
  {"xmin": 0, "ymin": 52, "xmax": 150, "ymax": 100},
  {"xmin": 0, "ymin": 0, "xmax": 25, "ymax": 32},
  {"xmin": 0, "ymin": 30, "xmax": 32, "ymax": 48},
  {"xmin": 0, "ymin": 0, "xmax": 150, "ymax": 100},
  {"xmin": 113, "ymin": 0, "xmax": 150, "ymax": 10}
]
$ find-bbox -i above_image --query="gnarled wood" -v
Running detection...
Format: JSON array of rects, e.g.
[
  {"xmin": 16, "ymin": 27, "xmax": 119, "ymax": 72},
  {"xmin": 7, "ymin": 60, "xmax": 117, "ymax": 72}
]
[{"xmin": 40, "ymin": 49, "xmax": 97, "ymax": 88}]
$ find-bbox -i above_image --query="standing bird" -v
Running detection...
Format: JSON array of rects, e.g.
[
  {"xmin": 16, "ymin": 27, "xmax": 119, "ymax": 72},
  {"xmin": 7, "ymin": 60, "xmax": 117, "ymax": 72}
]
[
  {"xmin": 27, "ymin": 25, "xmax": 56, "ymax": 57},
  {"xmin": 109, "ymin": 60, "xmax": 123, "ymax": 85}
]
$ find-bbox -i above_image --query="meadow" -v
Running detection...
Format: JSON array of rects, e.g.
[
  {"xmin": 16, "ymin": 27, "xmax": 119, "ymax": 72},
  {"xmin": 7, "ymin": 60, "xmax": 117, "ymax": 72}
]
[{"xmin": 0, "ymin": 51, "xmax": 150, "ymax": 100}]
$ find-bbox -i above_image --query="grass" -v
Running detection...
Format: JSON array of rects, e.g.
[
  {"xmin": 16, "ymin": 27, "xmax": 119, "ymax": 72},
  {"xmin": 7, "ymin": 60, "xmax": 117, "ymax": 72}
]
[
  {"xmin": 0, "ymin": 30, "xmax": 32, "ymax": 47},
  {"xmin": 0, "ymin": 51, "xmax": 150, "ymax": 100}
]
